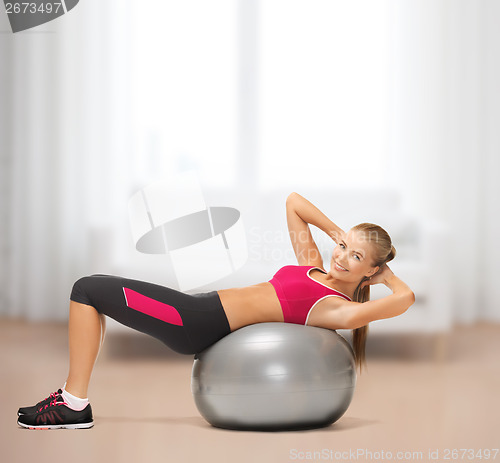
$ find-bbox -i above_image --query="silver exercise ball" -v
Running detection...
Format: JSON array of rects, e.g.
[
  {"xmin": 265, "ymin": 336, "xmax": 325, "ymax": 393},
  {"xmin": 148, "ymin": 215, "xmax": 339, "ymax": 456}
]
[{"xmin": 191, "ymin": 322, "xmax": 356, "ymax": 431}]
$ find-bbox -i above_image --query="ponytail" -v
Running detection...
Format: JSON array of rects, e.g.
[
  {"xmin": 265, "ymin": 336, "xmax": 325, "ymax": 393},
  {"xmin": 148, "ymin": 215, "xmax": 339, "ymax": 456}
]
[{"xmin": 350, "ymin": 224, "xmax": 396, "ymax": 374}]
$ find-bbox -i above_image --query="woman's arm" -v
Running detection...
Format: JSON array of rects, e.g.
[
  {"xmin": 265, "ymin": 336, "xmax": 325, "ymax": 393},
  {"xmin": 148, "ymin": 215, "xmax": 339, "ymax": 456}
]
[
  {"xmin": 346, "ymin": 266, "xmax": 415, "ymax": 328},
  {"xmin": 287, "ymin": 192, "xmax": 345, "ymax": 243},
  {"xmin": 286, "ymin": 192, "xmax": 345, "ymax": 267},
  {"xmin": 310, "ymin": 265, "xmax": 415, "ymax": 330}
]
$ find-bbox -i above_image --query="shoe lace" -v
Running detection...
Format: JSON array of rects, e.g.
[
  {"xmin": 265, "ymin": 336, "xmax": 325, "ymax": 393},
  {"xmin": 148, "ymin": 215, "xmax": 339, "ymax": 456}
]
[
  {"xmin": 40, "ymin": 390, "xmax": 59, "ymax": 404},
  {"xmin": 37, "ymin": 397, "xmax": 68, "ymax": 413}
]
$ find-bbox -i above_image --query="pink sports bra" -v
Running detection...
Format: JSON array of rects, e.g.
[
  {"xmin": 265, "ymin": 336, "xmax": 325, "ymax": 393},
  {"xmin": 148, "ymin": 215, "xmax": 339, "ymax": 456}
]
[{"xmin": 268, "ymin": 265, "xmax": 353, "ymax": 325}]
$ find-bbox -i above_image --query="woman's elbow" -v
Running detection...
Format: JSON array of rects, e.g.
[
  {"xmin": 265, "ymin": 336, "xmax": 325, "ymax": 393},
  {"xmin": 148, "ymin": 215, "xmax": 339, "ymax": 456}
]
[
  {"xmin": 286, "ymin": 192, "xmax": 298, "ymax": 204},
  {"xmin": 405, "ymin": 291, "xmax": 416, "ymax": 308},
  {"xmin": 394, "ymin": 291, "xmax": 416, "ymax": 318}
]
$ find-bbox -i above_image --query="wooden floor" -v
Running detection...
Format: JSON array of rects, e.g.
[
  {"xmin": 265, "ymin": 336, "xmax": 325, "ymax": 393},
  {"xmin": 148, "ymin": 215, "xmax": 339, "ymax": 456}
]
[{"xmin": 1, "ymin": 318, "xmax": 499, "ymax": 463}]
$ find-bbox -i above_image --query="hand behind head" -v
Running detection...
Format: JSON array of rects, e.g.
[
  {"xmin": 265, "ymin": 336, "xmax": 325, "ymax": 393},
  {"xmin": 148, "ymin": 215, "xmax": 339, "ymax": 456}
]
[{"xmin": 360, "ymin": 263, "xmax": 393, "ymax": 288}]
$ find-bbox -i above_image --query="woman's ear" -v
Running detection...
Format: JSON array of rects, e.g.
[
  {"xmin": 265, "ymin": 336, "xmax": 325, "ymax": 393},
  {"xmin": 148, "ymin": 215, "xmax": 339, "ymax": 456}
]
[{"xmin": 369, "ymin": 266, "xmax": 380, "ymax": 277}]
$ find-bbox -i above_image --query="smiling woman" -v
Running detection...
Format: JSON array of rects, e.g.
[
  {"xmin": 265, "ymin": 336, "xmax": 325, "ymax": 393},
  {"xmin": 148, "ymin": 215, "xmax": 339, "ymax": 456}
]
[{"xmin": 285, "ymin": 192, "xmax": 415, "ymax": 371}]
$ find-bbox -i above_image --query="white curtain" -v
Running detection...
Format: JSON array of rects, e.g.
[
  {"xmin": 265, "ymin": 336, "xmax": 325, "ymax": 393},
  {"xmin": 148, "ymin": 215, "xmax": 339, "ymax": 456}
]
[
  {"xmin": 258, "ymin": 1, "xmax": 392, "ymax": 189},
  {"xmin": 0, "ymin": 0, "xmax": 242, "ymax": 320},
  {"xmin": 387, "ymin": 0, "xmax": 500, "ymax": 322},
  {"xmin": 1, "ymin": 0, "xmax": 499, "ymax": 322},
  {"xmin": 0, "ymin": 0, "xmax": 136, "ymax": 320}
]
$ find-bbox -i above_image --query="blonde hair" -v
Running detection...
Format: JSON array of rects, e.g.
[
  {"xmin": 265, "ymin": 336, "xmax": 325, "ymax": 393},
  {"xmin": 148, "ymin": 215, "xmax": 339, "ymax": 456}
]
[{"xmin": 349, "ymin": 223, "xmax": 396, "ymax": 374}]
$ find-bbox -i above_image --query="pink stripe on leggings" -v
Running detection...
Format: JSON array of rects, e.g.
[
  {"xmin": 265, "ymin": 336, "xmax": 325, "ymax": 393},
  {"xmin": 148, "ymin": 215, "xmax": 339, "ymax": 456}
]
[{"xmin": 123, "ymin": 287, "xmax": 184, "ymax": 326}]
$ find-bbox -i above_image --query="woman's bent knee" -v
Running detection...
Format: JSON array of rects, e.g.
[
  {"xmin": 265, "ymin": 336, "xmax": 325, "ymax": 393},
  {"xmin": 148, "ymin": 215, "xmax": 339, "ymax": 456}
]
[{"xmin": 70, "ymin": 276, "xmax": 96, "ymax": 307}]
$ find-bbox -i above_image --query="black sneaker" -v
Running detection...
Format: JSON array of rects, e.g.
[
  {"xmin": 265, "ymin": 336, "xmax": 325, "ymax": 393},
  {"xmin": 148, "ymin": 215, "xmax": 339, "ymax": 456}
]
[
  {"xmin": 17, "ymin": 394, "xmax": 94, "ymax": 430},
  {"xmin": 18, "ymin": 388, "xmax": 63, "ymax": 416}
]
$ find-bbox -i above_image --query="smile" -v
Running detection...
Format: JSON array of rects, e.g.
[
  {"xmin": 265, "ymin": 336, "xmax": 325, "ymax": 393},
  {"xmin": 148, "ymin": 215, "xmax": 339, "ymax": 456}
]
[{"xmin": 334, "ymin": 261, "xmax": 348, "ymax": 271}]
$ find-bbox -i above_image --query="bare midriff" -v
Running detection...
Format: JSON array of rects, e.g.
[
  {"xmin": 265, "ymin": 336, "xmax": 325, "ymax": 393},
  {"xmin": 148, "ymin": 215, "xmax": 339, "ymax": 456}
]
[{"xmin": 217, "ymin": 282, "xmax": 284, "ymax": 332}]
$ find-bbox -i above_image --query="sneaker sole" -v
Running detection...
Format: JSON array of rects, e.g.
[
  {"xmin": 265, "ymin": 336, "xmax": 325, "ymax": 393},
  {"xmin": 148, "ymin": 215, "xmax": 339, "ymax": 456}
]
[{"xmin": 17, "ymin": 420, "xmax": 94, "ymax": 430}]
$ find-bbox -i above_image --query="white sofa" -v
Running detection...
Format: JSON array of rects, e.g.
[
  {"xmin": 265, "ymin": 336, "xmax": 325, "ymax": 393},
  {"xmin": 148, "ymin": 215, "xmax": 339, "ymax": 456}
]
[{"xmin": 102, "ymin": 186, "xmax": 453, "ymax": 357}]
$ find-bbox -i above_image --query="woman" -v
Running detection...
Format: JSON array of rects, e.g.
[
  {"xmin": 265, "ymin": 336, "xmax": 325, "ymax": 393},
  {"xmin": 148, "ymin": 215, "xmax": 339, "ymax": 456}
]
[{"xmin": 17, "ymin": 192, "xmax": 415, "ymax": 430}]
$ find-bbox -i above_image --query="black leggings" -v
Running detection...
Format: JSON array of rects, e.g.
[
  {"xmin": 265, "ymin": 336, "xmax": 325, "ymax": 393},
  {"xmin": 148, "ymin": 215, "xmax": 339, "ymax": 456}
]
[{"xmin": 70, "ymin": 274, "xmax": 232, "ymax": 355}]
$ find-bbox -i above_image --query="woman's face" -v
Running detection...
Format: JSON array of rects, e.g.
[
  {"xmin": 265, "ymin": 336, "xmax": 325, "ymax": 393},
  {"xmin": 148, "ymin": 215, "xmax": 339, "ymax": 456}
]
[{"xmin": 329, "ymin": 229, "xmax": 379, "ymax": 283}]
